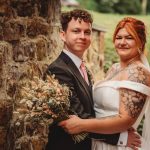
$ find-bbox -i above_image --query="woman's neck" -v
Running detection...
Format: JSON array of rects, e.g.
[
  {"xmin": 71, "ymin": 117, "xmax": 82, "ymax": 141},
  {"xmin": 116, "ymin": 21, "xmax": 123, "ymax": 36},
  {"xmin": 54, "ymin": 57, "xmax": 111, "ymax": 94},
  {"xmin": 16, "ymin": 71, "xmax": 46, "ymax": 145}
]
[{"xmin": 120, "ymin": 54, "xmax": 141, "ymax": 68}]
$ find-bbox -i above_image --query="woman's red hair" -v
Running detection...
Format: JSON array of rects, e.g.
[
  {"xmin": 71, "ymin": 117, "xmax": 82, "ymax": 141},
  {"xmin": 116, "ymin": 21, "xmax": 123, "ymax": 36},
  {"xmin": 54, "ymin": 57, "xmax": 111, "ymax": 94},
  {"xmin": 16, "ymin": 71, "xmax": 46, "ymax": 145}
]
[{"xmin": 113, "ymin": 17, "xmax": 146, "ymax": 52}]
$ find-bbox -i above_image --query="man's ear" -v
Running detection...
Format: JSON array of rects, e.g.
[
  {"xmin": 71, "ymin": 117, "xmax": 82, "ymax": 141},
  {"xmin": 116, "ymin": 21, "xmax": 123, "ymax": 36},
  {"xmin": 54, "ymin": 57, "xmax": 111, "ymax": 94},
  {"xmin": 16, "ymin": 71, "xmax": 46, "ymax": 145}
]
[{"xmin": 60, "ymin": 31, "xmax": 66, "ymax": 42}]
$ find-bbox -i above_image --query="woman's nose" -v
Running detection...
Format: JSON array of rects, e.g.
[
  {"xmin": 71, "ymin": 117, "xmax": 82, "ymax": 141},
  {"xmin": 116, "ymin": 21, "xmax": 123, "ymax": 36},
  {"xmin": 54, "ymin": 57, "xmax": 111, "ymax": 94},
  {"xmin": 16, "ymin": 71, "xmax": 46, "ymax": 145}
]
[{"xmin": 120, "ymin": 38, "xmax": 126, "ymax": 44}]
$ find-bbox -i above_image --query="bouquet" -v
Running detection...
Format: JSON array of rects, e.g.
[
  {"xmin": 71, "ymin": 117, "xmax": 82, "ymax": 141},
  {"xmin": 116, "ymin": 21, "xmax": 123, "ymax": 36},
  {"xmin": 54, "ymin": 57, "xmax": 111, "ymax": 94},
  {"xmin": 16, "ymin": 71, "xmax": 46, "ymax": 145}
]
[{"xmin": 20, "ymin": 75, "xmax": 88, "ymax": 143}]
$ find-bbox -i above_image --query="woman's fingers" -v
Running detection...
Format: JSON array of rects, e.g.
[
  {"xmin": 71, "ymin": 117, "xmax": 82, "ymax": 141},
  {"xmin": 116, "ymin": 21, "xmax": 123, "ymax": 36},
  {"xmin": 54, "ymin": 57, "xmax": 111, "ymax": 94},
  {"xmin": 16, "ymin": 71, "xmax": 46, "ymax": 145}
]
[{"xmin": 127, "ymin": 130, "xmax": 141, "ymax": 149}]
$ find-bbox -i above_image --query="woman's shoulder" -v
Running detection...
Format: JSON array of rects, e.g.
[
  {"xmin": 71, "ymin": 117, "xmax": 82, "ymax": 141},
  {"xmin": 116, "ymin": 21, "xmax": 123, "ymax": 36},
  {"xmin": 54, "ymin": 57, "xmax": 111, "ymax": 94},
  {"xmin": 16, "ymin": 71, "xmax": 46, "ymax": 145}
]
[
  {"xmin": 111, "ymin": 63, "xmax": 120, "ymax": 70},
  {"xmin": 124, "ymin": 62, "xmax": 150, "ymax": 86},
  {"xmin": 105, "ymin": 63, "xmax": 119, "ymax": 76}
]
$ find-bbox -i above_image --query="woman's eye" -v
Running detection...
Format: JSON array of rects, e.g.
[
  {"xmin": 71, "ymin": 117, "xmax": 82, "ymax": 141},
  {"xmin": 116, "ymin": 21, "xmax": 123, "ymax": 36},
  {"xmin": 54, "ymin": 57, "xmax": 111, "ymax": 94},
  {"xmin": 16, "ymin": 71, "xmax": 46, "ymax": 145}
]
[
  {"xmin": 115, "ymin": 37, "xmax": 122, "ymax": 40},
  {"xmin": 115, "ymin": 36, "xmax": 133, "ymax": 40},
  {"xmin": 126, "ymin": 37, "xmax": 133, "ymax": 40}
]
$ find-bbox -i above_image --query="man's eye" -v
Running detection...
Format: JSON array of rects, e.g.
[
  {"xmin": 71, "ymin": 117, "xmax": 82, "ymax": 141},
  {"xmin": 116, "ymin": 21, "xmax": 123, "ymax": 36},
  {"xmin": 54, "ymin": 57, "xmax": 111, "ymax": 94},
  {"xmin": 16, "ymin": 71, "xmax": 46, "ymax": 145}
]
[
  {"xmin": 73, "ymin": 30, "xmax": 79, "ymax": 33},
  {"xmin": 85, "ymin": 31, "xmax": 91, "ymax": 35}
]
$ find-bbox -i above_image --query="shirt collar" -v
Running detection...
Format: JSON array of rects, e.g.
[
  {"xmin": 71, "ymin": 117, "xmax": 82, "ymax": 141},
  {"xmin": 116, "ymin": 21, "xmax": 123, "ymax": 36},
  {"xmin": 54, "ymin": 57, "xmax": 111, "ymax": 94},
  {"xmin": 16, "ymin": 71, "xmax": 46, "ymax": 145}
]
[{"xmin": 63, "ymin": 49, "xmax": 82, "ymax": 69}]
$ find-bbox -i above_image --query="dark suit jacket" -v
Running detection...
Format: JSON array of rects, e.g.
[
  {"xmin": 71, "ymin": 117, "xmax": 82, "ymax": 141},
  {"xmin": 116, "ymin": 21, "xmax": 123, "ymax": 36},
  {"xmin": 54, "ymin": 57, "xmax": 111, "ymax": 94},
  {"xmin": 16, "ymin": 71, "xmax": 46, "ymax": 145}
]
[{"xmin": 44, "ymin": 52, "xmax": 120, "ymax": 150}]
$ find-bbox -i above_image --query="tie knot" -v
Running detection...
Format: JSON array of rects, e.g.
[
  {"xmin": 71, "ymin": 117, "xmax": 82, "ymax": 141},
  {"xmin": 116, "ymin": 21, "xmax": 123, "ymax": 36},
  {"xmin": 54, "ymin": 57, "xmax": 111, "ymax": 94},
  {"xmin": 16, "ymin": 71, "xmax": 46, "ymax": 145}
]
[{"xmin": 80, "ymin": 61, "xmax": 86, "ymax": 68}]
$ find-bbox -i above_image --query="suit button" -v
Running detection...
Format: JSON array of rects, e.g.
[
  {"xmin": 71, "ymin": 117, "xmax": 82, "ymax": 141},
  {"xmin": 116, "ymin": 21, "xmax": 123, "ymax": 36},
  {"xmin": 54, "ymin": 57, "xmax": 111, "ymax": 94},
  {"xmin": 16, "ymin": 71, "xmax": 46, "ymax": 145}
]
[{"xmin": 120, "ymin": 141, "xmax": 123, "ymax": 145}]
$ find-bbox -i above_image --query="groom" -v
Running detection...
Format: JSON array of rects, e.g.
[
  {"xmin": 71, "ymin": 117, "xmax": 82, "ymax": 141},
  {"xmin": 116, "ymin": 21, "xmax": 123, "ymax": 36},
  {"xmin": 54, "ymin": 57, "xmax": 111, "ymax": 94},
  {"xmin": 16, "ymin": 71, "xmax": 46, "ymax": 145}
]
[{"xmin": 44, "ymin": 9, "xmax": 140, "ymax": 150}]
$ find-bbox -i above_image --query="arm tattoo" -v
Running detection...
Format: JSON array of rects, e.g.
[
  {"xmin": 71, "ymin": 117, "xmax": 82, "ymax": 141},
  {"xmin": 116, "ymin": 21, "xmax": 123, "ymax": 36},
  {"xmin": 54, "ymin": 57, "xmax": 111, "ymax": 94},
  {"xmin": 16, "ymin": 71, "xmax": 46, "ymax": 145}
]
[
  {"xmin": 120, "ymin": 89, "xmax": 146, "ymax": 118},
  {"xmin": 128, "ymin": 66, "xmax": 147, "ymax": 84},
  {"xmin": 120, "ymin": 65, "xmax": 147, "ymax": 118}
]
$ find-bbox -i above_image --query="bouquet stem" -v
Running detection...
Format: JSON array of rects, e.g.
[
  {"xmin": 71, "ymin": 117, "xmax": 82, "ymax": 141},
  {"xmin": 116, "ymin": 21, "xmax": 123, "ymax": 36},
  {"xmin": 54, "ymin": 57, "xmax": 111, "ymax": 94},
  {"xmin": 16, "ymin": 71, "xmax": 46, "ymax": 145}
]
[{"xmin": 72, "ymin": 132, "xmax": 88, "ymax": 143}]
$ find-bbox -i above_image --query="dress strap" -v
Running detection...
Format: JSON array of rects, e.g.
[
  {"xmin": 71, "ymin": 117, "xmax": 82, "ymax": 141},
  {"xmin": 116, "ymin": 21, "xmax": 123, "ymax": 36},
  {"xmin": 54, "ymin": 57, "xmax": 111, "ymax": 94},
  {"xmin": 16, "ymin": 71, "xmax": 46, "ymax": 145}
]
[
  {"xmin": 95, "ymin": 80, "xmax": 150, "ymax": 97},
  {"xmin": 116, "ymin": 80, "xmax": 150, "ymax": 97}
]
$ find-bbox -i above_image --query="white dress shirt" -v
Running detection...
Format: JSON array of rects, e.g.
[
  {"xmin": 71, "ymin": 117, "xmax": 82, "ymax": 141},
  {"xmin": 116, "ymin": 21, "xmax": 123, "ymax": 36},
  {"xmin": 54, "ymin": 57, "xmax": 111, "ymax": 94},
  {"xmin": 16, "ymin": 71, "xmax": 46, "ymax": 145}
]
[{"xmin": 63, "ymin": 49, "xmax": 84, "ymax": 77}]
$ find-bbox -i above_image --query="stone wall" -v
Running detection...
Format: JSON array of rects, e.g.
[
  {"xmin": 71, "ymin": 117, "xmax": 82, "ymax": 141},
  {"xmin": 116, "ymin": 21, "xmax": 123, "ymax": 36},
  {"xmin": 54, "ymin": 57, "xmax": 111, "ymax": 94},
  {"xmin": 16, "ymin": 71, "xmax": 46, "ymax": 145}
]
[
  {"xmin": 0, "ymin": 0, "xmax": 61, "ymax": 149},
  {"xmin": 85, "ymin": 30, "xmax": 105, "ymax": 80}
]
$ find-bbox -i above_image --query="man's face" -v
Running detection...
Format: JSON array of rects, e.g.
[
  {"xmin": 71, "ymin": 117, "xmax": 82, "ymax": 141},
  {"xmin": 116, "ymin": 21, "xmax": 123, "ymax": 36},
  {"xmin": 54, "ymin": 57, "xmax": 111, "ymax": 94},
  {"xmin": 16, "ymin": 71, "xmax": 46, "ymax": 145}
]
[{"xmin": 60, "ymin": 18, "xmax": 92, "ymax": 58}]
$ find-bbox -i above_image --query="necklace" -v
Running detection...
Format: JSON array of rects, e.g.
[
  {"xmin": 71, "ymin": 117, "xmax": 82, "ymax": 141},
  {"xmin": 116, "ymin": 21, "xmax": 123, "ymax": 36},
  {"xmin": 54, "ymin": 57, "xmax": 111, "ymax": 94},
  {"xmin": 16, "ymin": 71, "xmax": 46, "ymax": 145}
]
[{"xmin": 106, "ymin": 55, "xmax": 140, "ymax": 80}]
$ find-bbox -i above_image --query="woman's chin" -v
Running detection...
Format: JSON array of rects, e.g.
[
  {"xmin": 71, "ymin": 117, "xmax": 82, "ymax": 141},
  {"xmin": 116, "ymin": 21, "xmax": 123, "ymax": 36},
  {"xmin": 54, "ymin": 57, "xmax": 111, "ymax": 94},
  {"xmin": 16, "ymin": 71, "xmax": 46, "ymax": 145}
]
[{"xmin": 117, "ymin": 50, "xmax": 130, "ymax": 57}]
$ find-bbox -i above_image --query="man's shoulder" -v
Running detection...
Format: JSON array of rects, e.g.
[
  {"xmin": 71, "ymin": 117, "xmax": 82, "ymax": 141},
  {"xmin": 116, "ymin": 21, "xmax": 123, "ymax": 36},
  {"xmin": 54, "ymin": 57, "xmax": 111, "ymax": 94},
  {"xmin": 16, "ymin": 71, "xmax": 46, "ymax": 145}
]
[
  {"xmin": 49, "ymin": 52, "xmax": 69, "ymax": 66},
  {"xmin": 48, "ymin": 56, "xmax": 66, "ymax": 69}
]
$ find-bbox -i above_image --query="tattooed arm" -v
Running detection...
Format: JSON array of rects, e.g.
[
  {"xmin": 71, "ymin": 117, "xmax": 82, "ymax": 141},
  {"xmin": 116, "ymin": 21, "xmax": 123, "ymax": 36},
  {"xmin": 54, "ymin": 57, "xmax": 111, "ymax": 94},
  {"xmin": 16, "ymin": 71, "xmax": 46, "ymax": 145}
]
[{"xmin": 59, "ymin": 65, "xmax": 150, "ymax": 134}]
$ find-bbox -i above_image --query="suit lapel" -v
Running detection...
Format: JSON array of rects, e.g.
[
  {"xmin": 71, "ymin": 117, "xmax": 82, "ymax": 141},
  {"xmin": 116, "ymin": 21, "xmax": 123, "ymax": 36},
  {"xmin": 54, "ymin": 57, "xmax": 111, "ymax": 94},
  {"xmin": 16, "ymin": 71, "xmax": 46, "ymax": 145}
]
[{"xmin": 60, "ymin": 52, "xmax": 93, "ymax": 105}]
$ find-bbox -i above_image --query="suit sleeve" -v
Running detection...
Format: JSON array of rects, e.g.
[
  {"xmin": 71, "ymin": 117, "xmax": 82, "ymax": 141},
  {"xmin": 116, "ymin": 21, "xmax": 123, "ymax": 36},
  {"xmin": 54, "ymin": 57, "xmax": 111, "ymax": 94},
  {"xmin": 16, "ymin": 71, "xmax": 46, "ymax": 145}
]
[{"xmin": 90, "ymin": 133, "xmax": 120, "ymax": 145}]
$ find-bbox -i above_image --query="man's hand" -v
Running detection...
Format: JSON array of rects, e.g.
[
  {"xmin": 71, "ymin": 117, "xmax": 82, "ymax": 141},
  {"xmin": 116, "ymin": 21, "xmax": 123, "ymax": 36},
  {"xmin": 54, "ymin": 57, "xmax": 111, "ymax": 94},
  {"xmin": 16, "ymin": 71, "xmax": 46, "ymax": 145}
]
[{"xmin": 127, "ymin": 128, "xmax": 141, "ymax": 150}]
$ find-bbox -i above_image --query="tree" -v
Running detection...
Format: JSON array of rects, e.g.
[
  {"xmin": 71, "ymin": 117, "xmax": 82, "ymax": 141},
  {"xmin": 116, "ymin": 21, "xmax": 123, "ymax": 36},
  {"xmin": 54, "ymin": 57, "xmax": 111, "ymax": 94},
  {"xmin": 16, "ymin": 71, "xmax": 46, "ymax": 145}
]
[
  {"xmin": 77, "ymin": 0, "xmax": 98, "ymax": 11},
  {"xmin": 95, "ymin": 0, "xmax": 118, "ymax": 13},
  {"xmin": 113, "ymin": 0, "xmax": 141, "ymax": 14},
  {"xmin": 147, "ymin": 0, "xmax": 150, "ymax": 13},
  {"xmin": 93, "ymin": 0, "xmax": 141, "ymax": 14},
  {"xmin": 141, "ymin": 0, "xmax": 148, "ymax": 14}
]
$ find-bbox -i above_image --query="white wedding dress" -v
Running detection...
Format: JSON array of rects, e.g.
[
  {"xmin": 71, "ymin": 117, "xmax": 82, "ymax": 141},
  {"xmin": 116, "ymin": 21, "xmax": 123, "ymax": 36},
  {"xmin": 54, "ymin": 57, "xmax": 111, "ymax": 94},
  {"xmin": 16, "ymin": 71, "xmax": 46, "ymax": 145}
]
[{"xmin": 92, "ymin": 80, "xmax": 150, "ymax": 150}]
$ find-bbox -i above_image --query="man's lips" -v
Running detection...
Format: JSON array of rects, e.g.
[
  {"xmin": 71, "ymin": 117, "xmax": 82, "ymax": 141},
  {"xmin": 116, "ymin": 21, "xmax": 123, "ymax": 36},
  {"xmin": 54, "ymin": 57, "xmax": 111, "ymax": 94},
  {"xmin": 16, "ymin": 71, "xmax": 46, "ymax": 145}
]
[{"xmin": 76, "ymin": 42, "xmax": 86, "ymax": 45}]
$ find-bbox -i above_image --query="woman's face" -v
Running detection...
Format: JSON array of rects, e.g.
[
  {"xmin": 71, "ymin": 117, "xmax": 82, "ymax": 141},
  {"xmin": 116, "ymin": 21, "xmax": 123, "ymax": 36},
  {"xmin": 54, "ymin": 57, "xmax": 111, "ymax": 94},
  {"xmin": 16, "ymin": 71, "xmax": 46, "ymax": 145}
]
[{"xmin": 114, "ymin": 28, "xmax": 139, "ymax": 61}]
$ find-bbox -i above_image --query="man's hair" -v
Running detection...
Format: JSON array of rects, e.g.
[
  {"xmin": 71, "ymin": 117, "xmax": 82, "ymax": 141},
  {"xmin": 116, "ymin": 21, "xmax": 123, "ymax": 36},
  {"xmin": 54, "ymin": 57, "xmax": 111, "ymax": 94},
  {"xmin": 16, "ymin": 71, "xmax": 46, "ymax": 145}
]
[{"xmin": 60, "ymin": 9, "xmax": 93, "ymax": 31}]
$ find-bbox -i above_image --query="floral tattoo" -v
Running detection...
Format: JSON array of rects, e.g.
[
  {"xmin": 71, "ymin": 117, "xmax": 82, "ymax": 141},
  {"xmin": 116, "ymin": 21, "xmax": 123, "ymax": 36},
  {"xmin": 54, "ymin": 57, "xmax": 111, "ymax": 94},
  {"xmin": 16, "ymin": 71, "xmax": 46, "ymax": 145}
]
[
  {"xmin": 128, "ymin": 66, "xmax": 147, "ymax": 84},
  {"xmin": 120, "ymin": 89, "xmax": 146, "ymax": 118},
  {"xmin": 120, "ymin": 66, "xmax": 147, "ymax": 118}
]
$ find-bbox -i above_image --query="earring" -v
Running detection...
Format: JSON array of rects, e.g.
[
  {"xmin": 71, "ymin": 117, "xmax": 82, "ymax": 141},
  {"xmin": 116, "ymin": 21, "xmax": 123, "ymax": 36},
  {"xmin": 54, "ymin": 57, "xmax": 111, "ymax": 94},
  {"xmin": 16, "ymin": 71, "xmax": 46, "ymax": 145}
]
[{"xmin": 138, "ymin": 48, "xmax": 142, "ymax": 54}]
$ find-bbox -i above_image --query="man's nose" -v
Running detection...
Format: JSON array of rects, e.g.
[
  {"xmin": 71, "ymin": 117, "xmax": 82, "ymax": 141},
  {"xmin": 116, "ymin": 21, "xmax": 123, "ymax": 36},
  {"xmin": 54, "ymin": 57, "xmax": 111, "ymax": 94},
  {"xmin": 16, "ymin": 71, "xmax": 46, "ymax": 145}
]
[{"xmin": 79, "ymin": 32, "xmax": 86, "ymax": 39}]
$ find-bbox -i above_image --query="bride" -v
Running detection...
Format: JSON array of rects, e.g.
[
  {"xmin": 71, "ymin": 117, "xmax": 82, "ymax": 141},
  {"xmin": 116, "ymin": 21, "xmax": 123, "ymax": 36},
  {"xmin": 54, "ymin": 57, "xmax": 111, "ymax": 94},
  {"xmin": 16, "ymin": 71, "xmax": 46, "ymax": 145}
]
[{"xmin": 59, "ymin": 17, "xmax": 150, "ymax": 150}]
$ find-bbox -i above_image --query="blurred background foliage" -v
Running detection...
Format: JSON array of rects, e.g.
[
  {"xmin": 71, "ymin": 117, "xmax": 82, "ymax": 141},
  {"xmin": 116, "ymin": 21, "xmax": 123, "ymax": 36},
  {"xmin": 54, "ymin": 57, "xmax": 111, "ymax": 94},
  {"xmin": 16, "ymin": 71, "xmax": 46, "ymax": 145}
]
[{"xmin": 77, "ymin": 0, "xmax": 150, "ymax": 15}]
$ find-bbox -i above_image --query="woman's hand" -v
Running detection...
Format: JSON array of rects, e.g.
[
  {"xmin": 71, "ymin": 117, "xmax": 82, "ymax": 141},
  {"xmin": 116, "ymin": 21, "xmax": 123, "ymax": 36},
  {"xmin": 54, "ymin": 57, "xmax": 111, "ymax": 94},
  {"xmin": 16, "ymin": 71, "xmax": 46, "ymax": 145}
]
[
  {"xmin": 127, "ymin": 128, "xmax": 141, "ymax": 150},
  {"xmin": 59, "ymin": 115, "xmax": 84, "ymax": 134}
]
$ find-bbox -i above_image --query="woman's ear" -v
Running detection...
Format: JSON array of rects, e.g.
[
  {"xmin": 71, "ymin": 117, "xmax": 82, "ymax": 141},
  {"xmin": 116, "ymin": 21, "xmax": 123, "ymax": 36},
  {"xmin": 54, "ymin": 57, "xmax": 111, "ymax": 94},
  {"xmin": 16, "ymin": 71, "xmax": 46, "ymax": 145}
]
[{"xmin": 60, "ymin": 31, "xmax": 66, "ymax": 42}]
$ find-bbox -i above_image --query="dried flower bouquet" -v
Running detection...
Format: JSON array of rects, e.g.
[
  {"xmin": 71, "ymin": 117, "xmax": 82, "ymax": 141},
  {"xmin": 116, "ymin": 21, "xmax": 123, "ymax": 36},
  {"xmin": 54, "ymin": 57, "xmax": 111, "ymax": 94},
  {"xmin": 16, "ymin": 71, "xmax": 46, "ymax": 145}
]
[{"xmin": 19, "ymin": 75, "xmax": 88, "ymax": 143}]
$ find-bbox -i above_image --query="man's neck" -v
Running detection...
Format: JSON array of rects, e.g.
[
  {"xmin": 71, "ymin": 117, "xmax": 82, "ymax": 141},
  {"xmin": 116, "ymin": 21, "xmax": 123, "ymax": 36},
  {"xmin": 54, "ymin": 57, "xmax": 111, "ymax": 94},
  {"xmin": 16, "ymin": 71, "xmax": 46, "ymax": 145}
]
[{"xmin": 64, "ymin": 47, "xmax": 83, "ymax": 59}]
